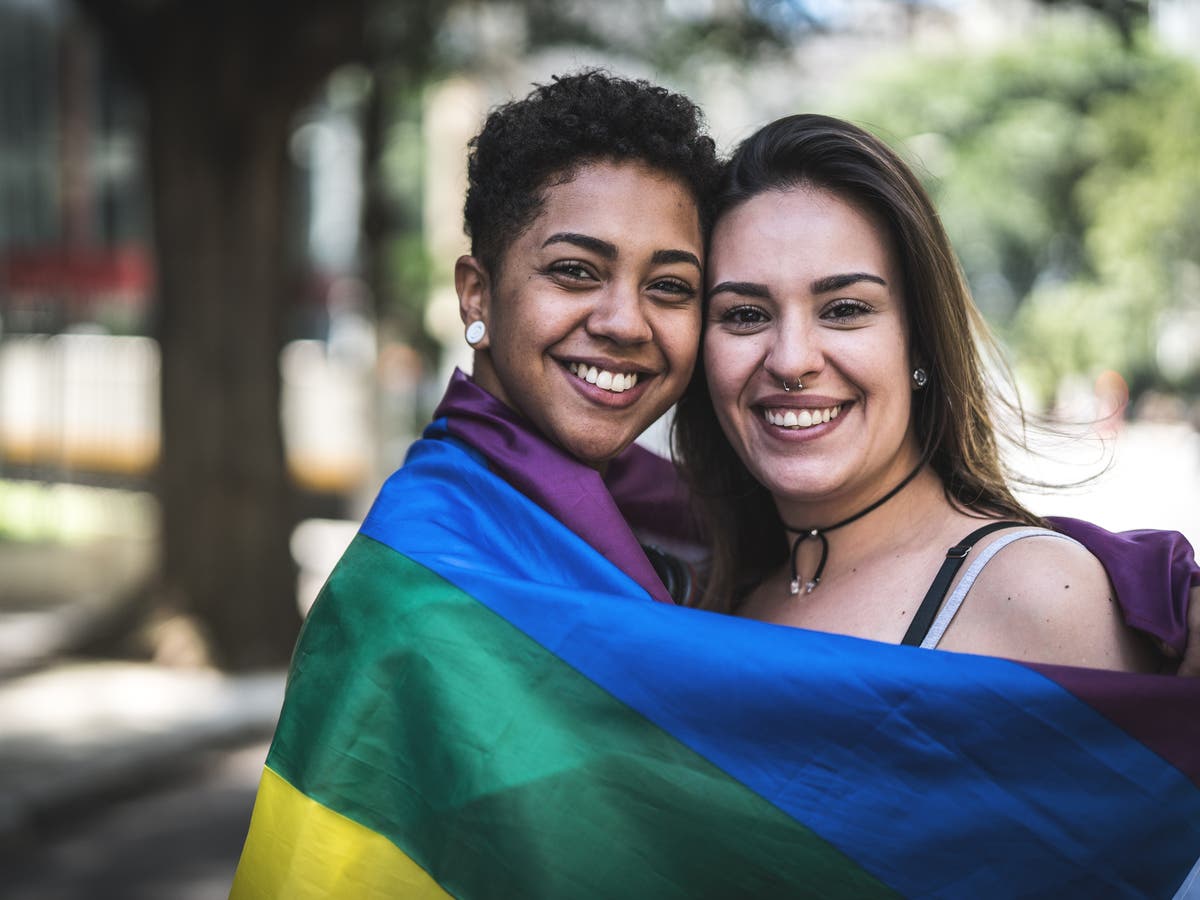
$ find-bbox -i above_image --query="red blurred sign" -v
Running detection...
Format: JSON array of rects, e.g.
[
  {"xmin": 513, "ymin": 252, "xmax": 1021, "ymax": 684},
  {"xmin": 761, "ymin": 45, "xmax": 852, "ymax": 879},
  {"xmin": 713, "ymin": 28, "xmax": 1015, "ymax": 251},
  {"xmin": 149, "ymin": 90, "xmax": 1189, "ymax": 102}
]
[{"xmin": 2, "ymin": 246, "xmax": 154, "ymax": 295}]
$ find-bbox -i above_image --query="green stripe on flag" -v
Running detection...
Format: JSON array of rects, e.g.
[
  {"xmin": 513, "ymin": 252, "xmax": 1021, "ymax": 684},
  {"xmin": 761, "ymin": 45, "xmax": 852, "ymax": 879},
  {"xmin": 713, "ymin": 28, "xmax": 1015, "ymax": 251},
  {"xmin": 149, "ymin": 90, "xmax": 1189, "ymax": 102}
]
[{"xmin": 268, "ymin": 535, "xmax": 896, "ymax": 899}]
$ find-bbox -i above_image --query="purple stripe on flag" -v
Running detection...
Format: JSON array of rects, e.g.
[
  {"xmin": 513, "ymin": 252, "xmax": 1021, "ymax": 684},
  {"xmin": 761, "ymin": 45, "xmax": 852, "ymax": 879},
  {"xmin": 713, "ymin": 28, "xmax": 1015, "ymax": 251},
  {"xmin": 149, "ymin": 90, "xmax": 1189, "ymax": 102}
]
[
  {"xmin": 604, "ymin": 444, "xmax": 703, "ymax": 546},
  {"xmin": 1029, "ymin": 661, "xmax": 1200, "ymax": 786}
]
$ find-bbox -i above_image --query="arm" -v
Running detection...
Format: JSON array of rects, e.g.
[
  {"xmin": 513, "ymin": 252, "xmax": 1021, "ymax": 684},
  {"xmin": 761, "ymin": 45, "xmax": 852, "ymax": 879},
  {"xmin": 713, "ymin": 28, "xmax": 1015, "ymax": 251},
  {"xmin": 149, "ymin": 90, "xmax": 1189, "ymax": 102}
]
[
  {"xmin": 941, "ymin": 535, "xmax": 1159, "ymax": 672},
  {"xmin": 1049, "ymin": 516, "xmax": 1199, "ymax": 675},
  {"xmin": 1176, "ymin": 584, "xmax": 1200, "ymax": 676}
]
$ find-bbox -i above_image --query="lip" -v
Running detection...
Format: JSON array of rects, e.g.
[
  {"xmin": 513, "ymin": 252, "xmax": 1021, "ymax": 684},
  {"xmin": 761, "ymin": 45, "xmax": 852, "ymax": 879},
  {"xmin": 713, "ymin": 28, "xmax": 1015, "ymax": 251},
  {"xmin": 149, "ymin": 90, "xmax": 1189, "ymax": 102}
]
[
  {"xmin": 755, "ymin": 392, "xmax": 845, "ymax": 409},
  {"xmin": 564, "ymin": 355, "xmax": 655, "ymax": 376},
  {"xmin": 753, "ymin": 398, "xmax": 851, "ymax": 441},
  {"xmin": 558, "ymin": 357, "xmax": 655, "ymax": 409}
]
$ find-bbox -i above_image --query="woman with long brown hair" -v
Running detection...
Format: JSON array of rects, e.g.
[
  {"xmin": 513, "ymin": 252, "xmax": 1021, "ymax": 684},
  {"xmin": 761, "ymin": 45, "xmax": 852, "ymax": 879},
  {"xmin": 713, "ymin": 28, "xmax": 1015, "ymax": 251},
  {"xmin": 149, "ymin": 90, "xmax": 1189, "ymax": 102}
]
[{"xmin": 676, "ymin": 113, "xmax": 1167, "ymax": 670}]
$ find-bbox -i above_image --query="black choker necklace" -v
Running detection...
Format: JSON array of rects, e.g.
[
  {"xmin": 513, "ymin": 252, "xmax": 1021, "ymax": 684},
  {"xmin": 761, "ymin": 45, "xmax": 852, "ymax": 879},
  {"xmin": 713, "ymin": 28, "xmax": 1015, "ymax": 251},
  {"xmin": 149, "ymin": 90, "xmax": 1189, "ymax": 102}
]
[{"xmin": 781, "ymin": 462, "xmax": 924, "ymax": 595}]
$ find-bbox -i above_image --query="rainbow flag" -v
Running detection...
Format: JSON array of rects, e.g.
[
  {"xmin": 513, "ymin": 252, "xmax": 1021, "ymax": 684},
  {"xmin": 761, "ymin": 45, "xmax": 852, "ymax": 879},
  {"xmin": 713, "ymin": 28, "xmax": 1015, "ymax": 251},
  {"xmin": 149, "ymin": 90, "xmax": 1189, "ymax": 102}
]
[{"xmin": 233, "ymin": 383, "xmax": 1200, "ymax": 899}]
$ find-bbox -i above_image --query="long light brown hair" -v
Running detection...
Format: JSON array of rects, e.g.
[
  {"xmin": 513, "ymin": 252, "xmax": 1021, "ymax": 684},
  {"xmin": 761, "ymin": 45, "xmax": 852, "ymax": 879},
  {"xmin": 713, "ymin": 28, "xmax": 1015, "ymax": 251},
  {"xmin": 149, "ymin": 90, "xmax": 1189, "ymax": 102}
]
[{"xmin": 673, "ymin": 114, "xmax": 1043, "ymax": 611}]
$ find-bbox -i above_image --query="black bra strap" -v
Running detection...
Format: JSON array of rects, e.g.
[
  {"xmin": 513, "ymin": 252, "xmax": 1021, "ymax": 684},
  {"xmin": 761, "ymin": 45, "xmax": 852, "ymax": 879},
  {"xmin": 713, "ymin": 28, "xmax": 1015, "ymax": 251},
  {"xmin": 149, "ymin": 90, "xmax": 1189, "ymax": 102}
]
[
  {"xmin": 642, "ymin": 544, "xmax": 694, "ymax": 606},
  {"xmin": 900, "ymin": 521, "xmax": 1029, "ymax": 647}
]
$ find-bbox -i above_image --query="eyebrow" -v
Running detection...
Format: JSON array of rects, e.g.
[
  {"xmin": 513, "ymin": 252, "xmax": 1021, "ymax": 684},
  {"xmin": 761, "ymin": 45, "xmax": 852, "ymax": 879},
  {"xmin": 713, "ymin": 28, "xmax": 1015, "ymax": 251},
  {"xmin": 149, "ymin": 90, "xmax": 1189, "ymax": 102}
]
[
  {"xmin": 708, "ymin": 280, "xmax": 771, "ymax": 299},
  {"xmin": 542, "ymin": 233, "xmax": 700, "ymax": 271},
  {"xmin": 710, "ymin": 272, "xmax": 887, "ymax": 301},
  {"xmin": 811, "ymin": 272, "xmax": 887, "ymax": 293},
  {"xmin": 542, "ymin": 232, "xmax": 617, "ymax": 258},
  {"xmin": 651, "ymin": 248, "xmax": 702, "ymax": 271}
]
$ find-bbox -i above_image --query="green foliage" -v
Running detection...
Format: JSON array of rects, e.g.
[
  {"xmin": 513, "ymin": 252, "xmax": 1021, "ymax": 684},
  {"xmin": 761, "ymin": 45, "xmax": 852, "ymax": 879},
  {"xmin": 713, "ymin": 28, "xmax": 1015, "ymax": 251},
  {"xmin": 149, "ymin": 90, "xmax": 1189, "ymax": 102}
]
[
  {"xmin": 519, "ymin": 0, "xmax": 792, "ymax": 71},
  {"xmin": 849, "ymin": 21, "xmax": 1200, "ymax": 404}
]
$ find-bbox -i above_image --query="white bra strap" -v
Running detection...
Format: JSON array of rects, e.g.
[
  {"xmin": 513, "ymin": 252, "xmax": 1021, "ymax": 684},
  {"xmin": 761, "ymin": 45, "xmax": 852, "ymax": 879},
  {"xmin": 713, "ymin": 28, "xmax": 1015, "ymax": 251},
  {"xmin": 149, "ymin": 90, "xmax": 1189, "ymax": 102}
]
[
  {"xmin": 920, "ymin": 528, "xmax": 1080, "ymax": 650},
  {"xmin": 1173, "ymin": 851, "xmax": 1200, "ymax": 899}
]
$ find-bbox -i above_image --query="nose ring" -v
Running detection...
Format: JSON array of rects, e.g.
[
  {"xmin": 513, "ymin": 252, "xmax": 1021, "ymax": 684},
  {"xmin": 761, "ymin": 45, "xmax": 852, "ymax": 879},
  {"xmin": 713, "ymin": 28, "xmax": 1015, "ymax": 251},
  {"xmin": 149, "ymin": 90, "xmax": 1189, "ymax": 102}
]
[{"xmin": 782, "ymin": 378, "xmax": 804, "ymax": 392}]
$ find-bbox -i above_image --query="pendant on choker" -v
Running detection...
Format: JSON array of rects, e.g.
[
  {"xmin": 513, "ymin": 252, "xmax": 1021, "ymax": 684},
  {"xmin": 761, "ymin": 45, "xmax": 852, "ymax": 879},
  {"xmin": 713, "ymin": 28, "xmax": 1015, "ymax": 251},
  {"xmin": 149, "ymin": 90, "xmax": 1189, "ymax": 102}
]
[
  {"xmin": 787, "ymin": 529, "xmax": 824, "ymax": 595},
  {"xmin": 782, "ymin": 463, "xmax": 923, "ymax": 597}
]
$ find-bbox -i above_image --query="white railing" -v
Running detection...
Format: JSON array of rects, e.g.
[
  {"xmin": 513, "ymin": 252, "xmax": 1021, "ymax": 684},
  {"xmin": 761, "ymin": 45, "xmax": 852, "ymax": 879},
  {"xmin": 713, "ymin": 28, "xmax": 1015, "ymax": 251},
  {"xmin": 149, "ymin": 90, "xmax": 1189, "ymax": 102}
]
[{"xmin": 0, "ymin": 333, "xmax": 375, "ymax": 494}]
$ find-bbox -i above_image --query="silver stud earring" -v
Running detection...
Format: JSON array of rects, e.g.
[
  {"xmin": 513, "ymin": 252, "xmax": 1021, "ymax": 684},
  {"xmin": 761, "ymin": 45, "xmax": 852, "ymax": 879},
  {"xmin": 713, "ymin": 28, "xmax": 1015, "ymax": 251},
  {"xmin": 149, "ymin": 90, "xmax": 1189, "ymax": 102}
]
[
  {"xmin": 912, "ymin": 367, "xmax": 928, "ymax": 390},
  {"xmin": 465, "ymin": 321, "xmax": 487, "ymax": 346}
]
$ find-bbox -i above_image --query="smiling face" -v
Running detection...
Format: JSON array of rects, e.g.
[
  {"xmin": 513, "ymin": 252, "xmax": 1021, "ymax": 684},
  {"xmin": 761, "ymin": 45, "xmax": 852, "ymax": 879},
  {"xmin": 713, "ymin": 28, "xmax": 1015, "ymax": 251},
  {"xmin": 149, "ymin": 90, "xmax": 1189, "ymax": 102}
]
[
  {"xmin": 458, "ymin": 160, "xmax": 704, "ymax": 469},
  {"xmin": 703, "ymin": 186, "xmax": 922, "ymax": 521}
]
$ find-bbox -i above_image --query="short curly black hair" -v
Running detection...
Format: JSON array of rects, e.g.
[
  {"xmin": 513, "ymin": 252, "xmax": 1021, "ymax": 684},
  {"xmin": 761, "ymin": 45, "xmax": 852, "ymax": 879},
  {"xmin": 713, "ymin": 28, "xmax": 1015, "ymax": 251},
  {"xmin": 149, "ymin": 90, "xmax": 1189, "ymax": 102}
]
[{"xmin": 464, "ymin": 69, "xmax": 721, "ymax": 276}]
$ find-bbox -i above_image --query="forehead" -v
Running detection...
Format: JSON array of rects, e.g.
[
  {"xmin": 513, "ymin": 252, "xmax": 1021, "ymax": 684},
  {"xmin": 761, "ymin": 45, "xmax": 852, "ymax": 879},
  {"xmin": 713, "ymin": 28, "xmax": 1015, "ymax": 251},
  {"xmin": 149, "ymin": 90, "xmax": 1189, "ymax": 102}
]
[
  {"xmin": 525, "ymin": 161, "xmax": 702, "ymax": 248},
  {"xmin": 709, "ymin": 187, "xmax": 895, "ymax": 282}
]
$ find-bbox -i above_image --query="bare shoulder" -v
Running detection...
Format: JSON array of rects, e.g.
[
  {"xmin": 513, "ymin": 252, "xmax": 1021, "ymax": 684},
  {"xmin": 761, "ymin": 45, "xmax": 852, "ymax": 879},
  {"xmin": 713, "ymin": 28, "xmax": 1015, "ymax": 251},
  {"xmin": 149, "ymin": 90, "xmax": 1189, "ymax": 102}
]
[
  {"xmin": 938, "ymin": 530, "xmax": 1159, "ymax": 672},
  {"xmin": 978, "ymin": 531, "xmax": 1110, "ymax": 596}
]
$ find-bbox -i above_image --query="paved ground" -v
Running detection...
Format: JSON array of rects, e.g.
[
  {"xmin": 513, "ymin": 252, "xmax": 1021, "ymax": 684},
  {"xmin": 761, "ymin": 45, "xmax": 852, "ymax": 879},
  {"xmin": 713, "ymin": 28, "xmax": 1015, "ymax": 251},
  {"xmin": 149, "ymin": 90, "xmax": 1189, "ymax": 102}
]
[
  {"xmin": 0, "ymin": 525, "xmax": 284, "ymax": 899},
  {"xmin": 2, "ymin": 740, "xmax": 270, "ymax": 900},
  {"xmin": 0, "ymin": 664, "xmax": 283, "ymax": 900}
]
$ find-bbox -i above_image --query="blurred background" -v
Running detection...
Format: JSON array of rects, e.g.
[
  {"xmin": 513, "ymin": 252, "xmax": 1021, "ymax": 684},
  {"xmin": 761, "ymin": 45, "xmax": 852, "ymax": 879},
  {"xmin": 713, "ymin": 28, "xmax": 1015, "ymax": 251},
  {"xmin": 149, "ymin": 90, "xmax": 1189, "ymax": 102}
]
[{"xmin": 0, "ymin": 0, "xmax": 1197, "ymax": 896}]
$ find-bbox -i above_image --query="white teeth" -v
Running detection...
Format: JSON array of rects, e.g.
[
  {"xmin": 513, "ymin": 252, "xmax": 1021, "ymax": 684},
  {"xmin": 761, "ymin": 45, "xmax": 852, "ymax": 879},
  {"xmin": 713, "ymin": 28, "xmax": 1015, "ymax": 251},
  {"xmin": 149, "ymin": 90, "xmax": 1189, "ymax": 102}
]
[
  {"xmin": 765, "ymin": 405, "xmax": 842, "ymax": 429},
  {"xmin": 567, "ymin": 363, "xmax": 641, "ymax": 395}
]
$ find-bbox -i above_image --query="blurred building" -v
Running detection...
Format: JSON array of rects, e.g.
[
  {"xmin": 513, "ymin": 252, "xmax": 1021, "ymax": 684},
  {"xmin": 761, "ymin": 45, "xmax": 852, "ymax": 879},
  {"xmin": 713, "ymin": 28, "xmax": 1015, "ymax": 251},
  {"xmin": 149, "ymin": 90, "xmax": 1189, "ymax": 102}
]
[
  {"xmin": 0, "ymin": 0, "xmax": 377, "ymax": 500},
  {"xmin": 1154, "ymin": 0, "xmax": 1200, "ymax": 60},
  {"xmin": 0, "ymin": 0, "xmax": 149, "ymax": 335},
  {"xmin": 0, "ymin": 0, "xmax": 158, "ymax": 487}
]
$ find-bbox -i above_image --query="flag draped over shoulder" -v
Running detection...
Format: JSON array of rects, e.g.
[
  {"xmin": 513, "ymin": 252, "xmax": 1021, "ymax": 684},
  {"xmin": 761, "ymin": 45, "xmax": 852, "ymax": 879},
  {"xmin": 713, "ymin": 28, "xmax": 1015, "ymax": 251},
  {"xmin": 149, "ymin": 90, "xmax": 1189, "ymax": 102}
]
[{"xmin": 233, "ymin": 373, "xmax": 1200, "ymax": 900}]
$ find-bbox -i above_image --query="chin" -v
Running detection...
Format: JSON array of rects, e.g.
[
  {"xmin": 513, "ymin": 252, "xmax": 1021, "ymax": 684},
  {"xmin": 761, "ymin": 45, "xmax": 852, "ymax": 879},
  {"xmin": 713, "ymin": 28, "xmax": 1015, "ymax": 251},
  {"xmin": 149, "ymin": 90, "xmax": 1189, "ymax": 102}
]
[
  {"xmin": 559, "ymin": 435, "xmax": 629, "ymax": 469},
  {"xmin": 757, "ymin": 466, "xmax": 844, "ymax": 502}
]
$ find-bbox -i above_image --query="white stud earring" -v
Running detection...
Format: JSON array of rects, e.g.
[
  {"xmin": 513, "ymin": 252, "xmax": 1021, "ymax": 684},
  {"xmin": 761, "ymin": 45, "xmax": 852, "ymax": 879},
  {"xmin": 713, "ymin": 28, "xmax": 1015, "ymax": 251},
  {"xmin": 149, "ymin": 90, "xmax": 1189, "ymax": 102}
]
[
  {"xmin": 912, "ymin": 367, "xmax": 928, "ymax": 389},
  {"xmin": 465, "ymin": 321, "xmax": 487, "ymax": 346}
]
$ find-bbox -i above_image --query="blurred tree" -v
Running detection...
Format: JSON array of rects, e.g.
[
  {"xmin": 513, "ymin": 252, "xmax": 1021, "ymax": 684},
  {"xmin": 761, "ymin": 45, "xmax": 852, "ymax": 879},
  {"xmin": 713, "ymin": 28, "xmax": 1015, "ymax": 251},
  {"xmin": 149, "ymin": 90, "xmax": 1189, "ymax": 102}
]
[
  {"xmin": 72, "ymin": 0, "xmax": 445, "ymax": 669},
  {"xmin": 1013, "ymin": 59, "xmax": 1200, "ymax": 399},
  {"xmin": 1032, "ymin": 0, "xmax": 1148, "ymax": 46},
  {"xmin": 848, "ymin": 19, "xmax": 1198, "ymax": 405},
  {"xmin": 69, "ymin": 0, "xmax": 810, "ymax": 669}
]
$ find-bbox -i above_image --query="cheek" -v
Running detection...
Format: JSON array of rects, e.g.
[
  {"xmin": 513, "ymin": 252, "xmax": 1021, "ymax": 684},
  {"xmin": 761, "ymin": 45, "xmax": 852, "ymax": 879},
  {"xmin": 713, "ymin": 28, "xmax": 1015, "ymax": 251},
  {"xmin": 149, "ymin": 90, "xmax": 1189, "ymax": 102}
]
[
  {"xmin": 482, "ymin": 302, "xmax": 522, "ymax": 354},
  {"xmin": 703, "ymin": 334, "xmax": 749, "ymax": 400},
  {"xmin": 701, "ymin": 338, "xmax": 725, "ymax": 397},
  {"xmin": 851, "ymin": 328, "xmax": 909, "ymax": 390},
  {"xmin": 663, "ymin": 315, "xmax": 702, "ymax": 374}
]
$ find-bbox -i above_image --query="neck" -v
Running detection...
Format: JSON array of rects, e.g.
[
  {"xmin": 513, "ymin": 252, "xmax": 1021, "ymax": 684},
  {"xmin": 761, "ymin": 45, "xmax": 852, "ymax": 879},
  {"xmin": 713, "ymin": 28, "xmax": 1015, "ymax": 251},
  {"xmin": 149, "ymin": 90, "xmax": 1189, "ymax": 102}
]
[
  {"xmin": 776, "ymin": 454, "xmax": 927, "ymax": 534},
  {"xmin": 776, "ymin": 461, "xmax": 939, "ymax": 596}
]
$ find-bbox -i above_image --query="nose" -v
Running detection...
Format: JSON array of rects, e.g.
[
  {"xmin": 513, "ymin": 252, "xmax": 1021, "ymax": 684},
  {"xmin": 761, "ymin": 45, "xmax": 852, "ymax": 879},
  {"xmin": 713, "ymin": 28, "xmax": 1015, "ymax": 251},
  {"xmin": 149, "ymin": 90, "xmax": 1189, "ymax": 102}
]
[
  {"xmin": 763, "ymin": 312, "xmax": 823, "ymax": 387},
  {"xmin": 586, "ymin": 283, "xmax": 653, "ymax": 345}
]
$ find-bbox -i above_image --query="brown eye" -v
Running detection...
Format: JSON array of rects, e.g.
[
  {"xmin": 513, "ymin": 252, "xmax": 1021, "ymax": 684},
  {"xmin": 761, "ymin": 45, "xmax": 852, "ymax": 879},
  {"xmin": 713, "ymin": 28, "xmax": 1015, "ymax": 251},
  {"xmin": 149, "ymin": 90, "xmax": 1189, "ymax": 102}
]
[
  {"xmin": 821, "ymin": 299, "xmax": 872, "ymax": 322},
  {"xmin": 548, "ymin": 261, "xmax": 595, "ymax": 282},
  {"xmin": 650, "ymin": 278, "xmax": 696, "ymax": 298},
  {"xmin": 718, "ymin": 304, "xmax": 768, "ymax": 328}
]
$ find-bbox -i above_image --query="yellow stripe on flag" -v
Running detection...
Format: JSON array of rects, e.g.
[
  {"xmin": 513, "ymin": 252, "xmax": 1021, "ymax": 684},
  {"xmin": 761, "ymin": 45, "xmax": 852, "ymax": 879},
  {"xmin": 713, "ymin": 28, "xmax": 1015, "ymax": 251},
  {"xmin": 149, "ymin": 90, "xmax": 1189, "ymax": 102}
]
[{"xmin": 230, "ymin": 766, "xmax": 453, "ymax": 899}]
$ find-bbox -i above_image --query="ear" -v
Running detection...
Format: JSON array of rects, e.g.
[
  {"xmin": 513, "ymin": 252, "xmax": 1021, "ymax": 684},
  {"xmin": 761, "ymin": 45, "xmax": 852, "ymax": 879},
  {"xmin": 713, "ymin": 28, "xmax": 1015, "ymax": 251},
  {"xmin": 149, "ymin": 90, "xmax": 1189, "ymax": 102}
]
[{"xmin": 455, "ymin": 255, "xmax": 491, "ymax": 350}]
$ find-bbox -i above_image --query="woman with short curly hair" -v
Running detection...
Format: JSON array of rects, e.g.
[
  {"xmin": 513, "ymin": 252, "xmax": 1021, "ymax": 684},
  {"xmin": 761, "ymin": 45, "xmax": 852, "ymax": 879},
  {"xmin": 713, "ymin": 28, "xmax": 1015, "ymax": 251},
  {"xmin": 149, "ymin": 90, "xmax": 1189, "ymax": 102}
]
[{"xmin": 233, "ymin": 70, "xmax": 731, "ymax": 897}]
